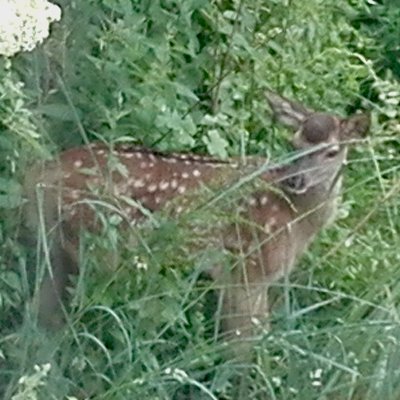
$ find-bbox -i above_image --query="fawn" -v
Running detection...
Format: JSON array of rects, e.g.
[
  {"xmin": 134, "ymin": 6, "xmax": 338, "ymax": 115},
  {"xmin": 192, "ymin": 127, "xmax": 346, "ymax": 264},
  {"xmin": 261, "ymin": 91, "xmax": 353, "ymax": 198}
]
[{"xmin": 24, "ymin": 92, "xmax": 369, "ymax": 346}]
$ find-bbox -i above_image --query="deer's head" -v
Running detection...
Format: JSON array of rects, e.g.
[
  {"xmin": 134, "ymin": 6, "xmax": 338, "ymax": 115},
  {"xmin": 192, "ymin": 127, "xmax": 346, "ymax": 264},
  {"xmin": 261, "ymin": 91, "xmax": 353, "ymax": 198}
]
[{"xmin": 266, "ymin": 91, "xmax": 370, "ymax": 195}]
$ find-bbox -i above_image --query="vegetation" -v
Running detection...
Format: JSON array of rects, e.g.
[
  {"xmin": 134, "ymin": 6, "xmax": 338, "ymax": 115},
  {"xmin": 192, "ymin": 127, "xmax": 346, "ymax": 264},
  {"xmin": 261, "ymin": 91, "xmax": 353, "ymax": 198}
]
[{"xmin": 1, "ymin": 0, "xmax": 400, "ymax": 398}]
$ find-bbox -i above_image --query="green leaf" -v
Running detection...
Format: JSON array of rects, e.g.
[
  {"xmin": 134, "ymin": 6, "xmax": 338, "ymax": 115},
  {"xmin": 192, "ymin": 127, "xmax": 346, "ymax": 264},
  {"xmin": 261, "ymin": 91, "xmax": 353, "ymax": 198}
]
[
  {"xmin": 36, "ymin": 104, "xmax": 77, "ymax": 121},
  {"xmin": 0, "ymin": 178, "xmax": 22, "ymax": 209},
  {"xmin": 203, "ymin": 129, "xmax": 228, "ymax": 159}
]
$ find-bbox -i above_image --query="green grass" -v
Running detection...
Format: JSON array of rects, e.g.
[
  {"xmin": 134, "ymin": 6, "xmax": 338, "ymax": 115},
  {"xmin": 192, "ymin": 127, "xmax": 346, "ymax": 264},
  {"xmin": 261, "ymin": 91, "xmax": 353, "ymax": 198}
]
[{"xmin": 2, "ymin": 0, "xmax": 400, "ymax": 399}]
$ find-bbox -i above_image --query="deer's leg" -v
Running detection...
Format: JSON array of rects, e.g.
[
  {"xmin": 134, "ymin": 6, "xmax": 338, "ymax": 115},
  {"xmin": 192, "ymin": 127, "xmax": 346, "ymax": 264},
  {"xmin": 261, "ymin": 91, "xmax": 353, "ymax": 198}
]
[
  {"xmin": 221, "ymin": 281, "xmax": 269, "ymax": 337},
  {"xmin": 219, "ymin": 277, "xmax": 269, "ymax": 357},
  {"xmin": 37, "ymin": 230, "xmax": 79, "ymax": 329}
]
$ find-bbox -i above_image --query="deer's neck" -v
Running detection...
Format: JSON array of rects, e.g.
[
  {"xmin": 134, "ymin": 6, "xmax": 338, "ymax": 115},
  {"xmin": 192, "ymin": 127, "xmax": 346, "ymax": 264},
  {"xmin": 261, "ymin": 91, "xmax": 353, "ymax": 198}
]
[{"xmin": 291, "ymin": 176, "xmax": 342, "ymax": 233}]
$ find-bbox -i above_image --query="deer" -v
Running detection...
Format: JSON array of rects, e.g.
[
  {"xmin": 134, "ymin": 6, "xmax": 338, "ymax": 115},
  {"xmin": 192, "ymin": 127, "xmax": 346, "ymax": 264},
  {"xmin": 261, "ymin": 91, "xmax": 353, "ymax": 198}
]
[{"xmin": 23, "ymin": 92, "xmax": 369, "ymax": 352}]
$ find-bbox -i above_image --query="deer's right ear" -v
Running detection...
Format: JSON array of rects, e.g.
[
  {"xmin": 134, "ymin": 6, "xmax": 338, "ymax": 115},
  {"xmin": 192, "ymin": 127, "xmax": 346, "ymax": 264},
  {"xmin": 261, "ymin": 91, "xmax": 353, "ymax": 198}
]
[
  {"xmin": 342, "ymin": 113, "xmax": 370, "ymax": 139},
  {"xmin": 265, "ymin": 91, "xmax": 313, "ymax": 130}
]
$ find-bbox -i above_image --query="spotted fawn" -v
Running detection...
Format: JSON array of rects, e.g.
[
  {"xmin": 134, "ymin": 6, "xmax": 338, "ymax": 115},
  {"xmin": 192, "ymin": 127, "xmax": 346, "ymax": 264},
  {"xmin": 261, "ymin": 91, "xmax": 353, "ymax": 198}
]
[{"xmin": 24, "ymin": 92, "xmax": 369, "ymax": 349}]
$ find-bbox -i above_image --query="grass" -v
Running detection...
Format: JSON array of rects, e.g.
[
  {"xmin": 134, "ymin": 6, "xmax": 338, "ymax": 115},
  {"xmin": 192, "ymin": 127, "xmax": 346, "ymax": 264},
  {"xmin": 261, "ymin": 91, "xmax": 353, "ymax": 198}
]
[{"xmin": 3, "ymin": 137, "xmax": 400, "ymax": 400}]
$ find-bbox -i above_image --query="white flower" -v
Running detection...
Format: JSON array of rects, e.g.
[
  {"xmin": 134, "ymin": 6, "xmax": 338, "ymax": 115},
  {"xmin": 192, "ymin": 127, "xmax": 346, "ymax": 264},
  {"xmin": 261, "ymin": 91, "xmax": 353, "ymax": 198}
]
[
  {"xmin": 0, "ymin": 0, "xmax": 62, "ymax": 57},
  {"xmin": 271, "ymin": 376, "xmax": 282, "ymax": 387},
  {"xmin": 133, "ymin": 256, "xmax": 148, "ymax": 271}
]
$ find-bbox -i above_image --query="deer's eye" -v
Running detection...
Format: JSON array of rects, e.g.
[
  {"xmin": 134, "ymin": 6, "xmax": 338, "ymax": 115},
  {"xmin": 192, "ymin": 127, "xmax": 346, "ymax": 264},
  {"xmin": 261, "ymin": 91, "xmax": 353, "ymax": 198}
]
[{"xmin": 326, "ymin": 146, "xmax": 340, "ymax": 158}]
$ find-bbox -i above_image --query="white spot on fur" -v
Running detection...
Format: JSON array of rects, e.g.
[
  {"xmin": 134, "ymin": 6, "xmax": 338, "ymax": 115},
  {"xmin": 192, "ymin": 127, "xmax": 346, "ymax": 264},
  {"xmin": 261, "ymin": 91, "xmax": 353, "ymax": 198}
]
[
  {"xmin": 74, "ymin": 160, "xmax": 83, "ymax": 168},
  {"xmin": 271, "ymin": 204, "xmax": 279, "ymax": 212},
  {"xmin": 269, "ymin": 217, "xmax": 277, "ymax": 226},
  {"xmin": 181, "ymin": 172, "xmax": 189, "ymax": 179},
  {"xmin": 159, "ymin": 181, "xmax": 169, "ymax": 190},
  {"xmin": 71, "ymin": 190, "xmax": 80, "ymax": 200},
  {"xmin": 133, "ymin": 179, "xmax": 145, "ymax": 188},
  {"xmin": 171, "ymin": 179, "xmax": 178, "ymax": 189},
  {"xmin": 140, "ymin": 162, "xmax": 148, "ymax": 169},
  {"xmin": 177, "ymin": 185, "xmax": 186, "ymax": 194},
  {"xmin": 248, "ymin": 197, "xmax": 257, "ymax": 206},
  {"xmin": 122, "ymin": 152, "xmax": 134, "ymax": 159},
  {"xmin": 193, "ymin": 169, "xmax": 201, "ymax": 177},
  {"xmin": 260, "ymin": 196, "xmax": 268, "ymax": 206},
  {"xmin": 206, "ymin": 162, "xmax": 220, "ymax": 168},
  {"xmin": 147, "ymin": 184, "xmax": 157, "ymax": 193}
]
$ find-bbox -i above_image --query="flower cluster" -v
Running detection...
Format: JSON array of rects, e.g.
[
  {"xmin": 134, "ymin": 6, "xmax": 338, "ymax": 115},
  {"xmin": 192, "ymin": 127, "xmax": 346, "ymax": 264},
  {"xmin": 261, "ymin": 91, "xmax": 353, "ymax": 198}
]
[{"xmin": 0, "ymin": 0, "xmax": 61, "ymax": 57}]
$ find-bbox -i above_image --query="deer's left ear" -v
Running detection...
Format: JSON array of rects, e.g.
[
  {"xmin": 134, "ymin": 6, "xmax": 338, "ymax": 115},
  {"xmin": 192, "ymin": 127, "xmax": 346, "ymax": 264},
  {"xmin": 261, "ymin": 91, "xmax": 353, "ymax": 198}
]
[
  {"xmin": 342, "ymin": 113, "xmax": 370, "ymax": 139},
  {"xmin": 265, "ymin": 91, "xmax": 313, "ymax": 130}
]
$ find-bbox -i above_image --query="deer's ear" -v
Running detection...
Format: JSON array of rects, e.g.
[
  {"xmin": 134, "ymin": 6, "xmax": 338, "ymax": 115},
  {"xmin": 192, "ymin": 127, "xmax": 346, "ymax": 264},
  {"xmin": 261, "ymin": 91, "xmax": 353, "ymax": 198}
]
[
  {"xmin": 342, "ymin": 113, "xmax": 370, "ymax": 139},
  {"xmin": 265, "ymin": 91, "xmax": 313, "ymax": 130}
]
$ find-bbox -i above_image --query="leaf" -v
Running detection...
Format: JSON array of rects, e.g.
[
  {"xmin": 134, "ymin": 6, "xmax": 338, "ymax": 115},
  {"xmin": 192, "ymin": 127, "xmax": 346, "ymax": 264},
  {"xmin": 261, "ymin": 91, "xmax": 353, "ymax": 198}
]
[
  {"xmin": 36, "ymin": 104, "xmax": 77, "ymax": 121},
  {"xmin": 2, "ymin": 271, "xmax": 22, "ymax": 291},
  {"xmin": 203, "ymin": 129, "xmax": 228, "ymax": 159},
  {"xmin": 223, "ymin": 10, "xmax": 239, "ymax": 21},
  {"xmin": 174, "ymin": 83, "xmax": 199, "ymax": 101},
  {"xmin": 0, "ymin": 178, "xmax": 22, "ymax": 209}
]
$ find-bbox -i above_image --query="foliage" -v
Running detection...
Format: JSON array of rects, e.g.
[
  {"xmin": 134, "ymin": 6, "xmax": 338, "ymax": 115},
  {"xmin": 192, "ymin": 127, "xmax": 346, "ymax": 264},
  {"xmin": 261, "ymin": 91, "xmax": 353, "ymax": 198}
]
[
  {"xmin": 11, "ymin": 363, "xmax": 52, "ymax": 400},
  {"xmin": 1, "ymin": 0, "xmax": 400, "ymax": 399}
]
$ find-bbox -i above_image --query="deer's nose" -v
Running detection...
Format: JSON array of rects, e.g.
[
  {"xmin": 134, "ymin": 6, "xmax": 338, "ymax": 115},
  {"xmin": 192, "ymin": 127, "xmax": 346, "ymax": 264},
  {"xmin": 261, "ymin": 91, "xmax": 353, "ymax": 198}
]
[{"xmin": 283, "ymin": 174, "xmax": 307, "ymax": 194}]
